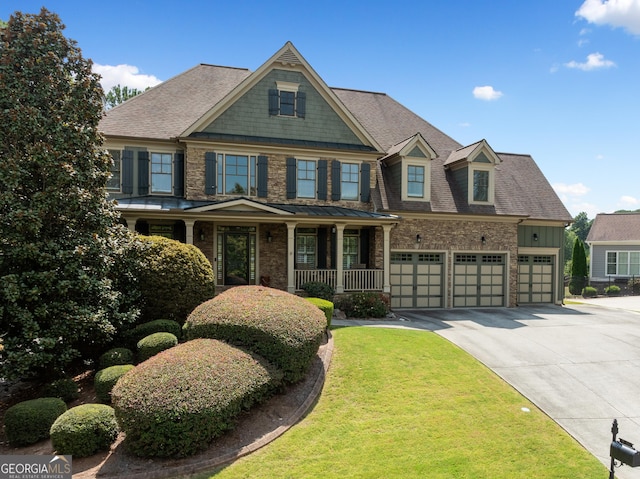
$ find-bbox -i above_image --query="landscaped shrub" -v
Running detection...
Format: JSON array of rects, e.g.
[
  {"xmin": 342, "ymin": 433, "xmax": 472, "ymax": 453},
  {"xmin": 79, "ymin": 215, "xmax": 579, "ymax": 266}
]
[
  {"xmin": 629, "ymin": 278, "xmax": 640, "ymax": 296},
  {"xmin": 4, "ymin": 398, "xmax": 67, "ymax": 446},
  {"xmin": 301, "ymin": 281, "xmax": 335, "ymax": 301},
  {"xmin": 42, "ymin": 378, "xmax": 79, "ymax": 402},
  {"xmin": 184, "ymin": 286, "xmax": 326, "ymax": 384},
  {"xmin": 50, "ymin": 404, "xmax": 119, "ymax": 457},
  {"xmin": 131, "ymin": 236, "xmax": 216, "ymax": 323},
  {"xmin": 112, "ymin": 339, "xmax": 282, "ymax": 457},
  {"xmin": 336, "ymin": 292, "xmax": 390, "ymax": 318},
  {"xmin": 121, "ymin": 319, "xmax": 182, "ymax": 348},
  {"xmin": 605, "ymin": 285, "xmax": 621, "ymax": 296},
  {"xmin": 137, "ymin": 332, "xmax": 178, "ymax": 362},
  {"xmin": 98, "ymin": 347, "xmax": 135, "ymax": 369},
  {"xmin": 95, "ymin": 365, "xmax": 135, "ymax": 403},
  {"xmin": 306, "ymin": 297, "xmax": 333, "ymax": 328},
  {"xmin": 582, "ymin": 286, "xmax": 597, "ymax": 298}
]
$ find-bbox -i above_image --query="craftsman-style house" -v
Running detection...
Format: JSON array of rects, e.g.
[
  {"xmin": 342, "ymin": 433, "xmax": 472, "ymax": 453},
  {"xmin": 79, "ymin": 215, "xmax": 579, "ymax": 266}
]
[{"xmin": 99, "ymin": 42, "xmax": 571, "ymax": 308}]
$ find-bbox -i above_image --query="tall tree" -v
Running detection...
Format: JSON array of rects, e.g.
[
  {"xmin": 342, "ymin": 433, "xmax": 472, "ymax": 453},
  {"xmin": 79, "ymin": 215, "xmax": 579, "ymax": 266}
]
[
  {"xmin": 568, "ymin": 238, "xmax": 588, "ymax": 295},
  {"xmin": 570, "ymin": 212, "xmax": 593, "ymax": 243},
  {"xmin": 104, "ymin": 84, "xmax": 145, "ymax": 109},
  {"xmin": 0, "ymin": 8, "xmax": 137, "ymax": 380}
]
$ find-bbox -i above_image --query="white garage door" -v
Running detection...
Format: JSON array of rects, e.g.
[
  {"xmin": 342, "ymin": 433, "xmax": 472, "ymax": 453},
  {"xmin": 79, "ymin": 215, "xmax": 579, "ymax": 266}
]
[
  {"xmin": 453, "ymin": 254, "xmax": 506, "ymax": 307},
  {"xmin": 390, "ymin": 252, "xmax": 444, "ymax": 309},
  {"xmin": 517, "ymin": 255, "xmax": 554, "ymax": 304}
]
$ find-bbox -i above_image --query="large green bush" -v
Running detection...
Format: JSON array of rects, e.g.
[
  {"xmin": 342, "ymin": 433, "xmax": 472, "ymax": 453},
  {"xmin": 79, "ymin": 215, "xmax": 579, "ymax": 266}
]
[
  {"xmin": 4, "ymin": 397, "xmax": 67, "ymax": 446},
  {"xmin": 120, "ymin": 319, "xmax": 182, "ymax": 348},
  {"xmin": 112, "ymin": 339, "xmax": 282, "ymax": 457},
  {"xmin": 301, "ymin": 281, "xmax": 335, "ymax": 301},
  {"xmin": 98, "ymin": 347, "xmax": 135, "ymax": 370},
  {"xmin": 131, "ymin": 236, "xmax": 215, "ymax": 323},
  {"xmin": 50, "ymin": 404, "xmax": 119, "ymax": 457},
  {"xmin": 306, "ymin": 297, "xmax": 333, "ymax": 328},
  {"xmin": 336, "ymin": 292, "xmax": 390, "ymax": 318},
  {"xmin": 95, "ymin": 365, "xmax": 135, "ymax": 403},
  {"xmin": 137, "ymin": 332, "xmax": 178, "ymax": 362},
  {"xmin": 184, "ymin": 286, "xmax": 326, "ymax": 384},
  {"xmin": 42, "ymin": 378, "xmax": 79, "ymax": 403}
]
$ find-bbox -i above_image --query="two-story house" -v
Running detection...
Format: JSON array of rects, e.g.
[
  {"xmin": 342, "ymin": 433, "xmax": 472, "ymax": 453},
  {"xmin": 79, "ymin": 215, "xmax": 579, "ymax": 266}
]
[{"xmin": 100, "ymin": 42, "xmax": 571, "ymax": 308}]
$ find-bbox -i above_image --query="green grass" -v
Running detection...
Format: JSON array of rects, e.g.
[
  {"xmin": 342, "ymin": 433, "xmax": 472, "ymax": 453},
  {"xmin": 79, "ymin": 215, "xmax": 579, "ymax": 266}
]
[{"xmin": 196, "ymin": 327, "xmax": 606, "ymax": 479}]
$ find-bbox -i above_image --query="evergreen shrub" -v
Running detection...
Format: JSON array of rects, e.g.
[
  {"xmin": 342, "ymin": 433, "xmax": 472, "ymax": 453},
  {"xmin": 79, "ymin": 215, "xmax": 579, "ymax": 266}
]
[
  {"xmin": 301, "ymin": 281, "xmax": 335, "ymax": 301},
  {"xmin": 121, "ymin": 319, "xmax": 182, "ymax": 348},
  {"xmin": 111, "ymin": 339, "xmax": 282, "ymax": 457},
  {"xmin": 136, "ymin": 332, "xmax": 178, "ymax": 362},
  {"xmin": 629, "ymin": 278, "xmax": 640, "ymax": 296},
  {"xmin": 184, "ymin": 286, "xmax": 326, "ymax": 384},
  {"xmin": 42, "ymin": 378, "xmax": 79, "ymax": 403},
  {"xmin": 98, "ymin": 347, "xmax": 134, "ymax": 369},
  {"xmin": 582, "ymin": 286, "xmax": 597, "ymax": 298},
  {"xmin": 50, "ymin": 404, "xmax": 119, "ymax": 457},
  {"xmin": 94, "ymin": 365, "xmax": 134, "ymax": 403},
  {"xmin": 336, "ymin": 292, "xmax": 390, "ymax": 318},
  {"xmin": 306, "ymin": 297, "xmax": 333, "ymax": 328},
  {"xmin": 4, "ymin": 397, "xmax": 67, "ymax": 446},
  {"xmin": 605, "ymin": 285, "xmax": 621, "ymax": 296}
]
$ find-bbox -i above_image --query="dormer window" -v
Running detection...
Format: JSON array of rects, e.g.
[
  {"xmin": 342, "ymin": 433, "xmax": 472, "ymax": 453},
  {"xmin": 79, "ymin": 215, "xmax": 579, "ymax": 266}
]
[
  {"xmin": 269, "ymin": 81, "xmax": 306, "ymax": 118},
  {"xmin": 473, "ymin": 169, "xmax": 489, "ymax": 202},
  {"xmin": 444, "ymin": 140, "xmax": 500, "ymax": 206}
]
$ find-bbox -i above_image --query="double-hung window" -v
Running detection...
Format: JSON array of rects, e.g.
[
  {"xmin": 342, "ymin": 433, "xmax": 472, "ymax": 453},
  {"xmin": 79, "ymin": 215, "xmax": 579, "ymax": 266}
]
[
  {"xmin": 343, "ymin": 229, "xmax": 360, "ymax": 269},
  {"xmin": 107, "ymin": 149, "xmax": 121, "ymax": 191},
  {"xmin": 607, "ymin": 251, "xmax": 640, "ymax": 276},
  {"xmin": 341, "ymin": 163, "xmax": 359, "ymax": 200},
  {"xmin": 296, "ymin": 228, "xmax": 317, "ymax": 267},
  {"xmin": 269, "ymin": 81, "xmax": 306, "ymax": 118},
  {"xmin": 407, "ymin": 165, "xmax": 425, "ymax": 198},
  {"xmin": 473, "ymin": 169, "xmax": 489, "ymax": 202},
  {"xmin": 297, "ymin": 160, "xmax": 316, "ymax": 198},
  {"xmin": 217, "ymin": 154, "xmax": 257, "ymax": 196},
  {"xmin": 151, "ymin": 152, "xmax": 172, "ymax": 193}
]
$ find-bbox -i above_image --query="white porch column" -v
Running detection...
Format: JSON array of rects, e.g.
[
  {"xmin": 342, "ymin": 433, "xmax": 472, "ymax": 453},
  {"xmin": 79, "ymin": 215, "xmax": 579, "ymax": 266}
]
[
  {"xmin": 125, "ymin": 217, "xmax": 138, "ymax": 233},
  {"xmin": 286, "ymin": 222, "xmax": 297, "ymax": 293},
  {"xmin": 382, "ymin": 224, "xmax": 393, "ymax": 294},
  {"xmin": 184, "ymin": 220, "xmax": 196, "ymax": 245},
  {"xmin": 335, "ymin": 224, "xmax": 345, "ymax": 294}
]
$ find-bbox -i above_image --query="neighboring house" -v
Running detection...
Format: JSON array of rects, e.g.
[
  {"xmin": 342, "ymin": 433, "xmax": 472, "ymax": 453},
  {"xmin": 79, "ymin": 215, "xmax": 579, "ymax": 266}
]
[
  {"xmin": 99, "ymin": 42, "xmax": 571, "ymax": 308},
  {"xmin": 586, "ymin": 213, "xmax": 640, "ymax": 291}
]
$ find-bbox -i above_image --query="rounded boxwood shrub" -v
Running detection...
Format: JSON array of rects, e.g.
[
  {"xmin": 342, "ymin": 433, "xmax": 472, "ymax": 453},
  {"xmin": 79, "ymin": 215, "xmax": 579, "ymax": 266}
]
[
  {"xmin": 605, "ymin": 285, "xmax": 621, "ymax": 296},
  {"xmin": 582, "ymin": 286, "xmax": 597, "ymax": 298},
  {"xmin": 112, "ymin": 339, "xmax": 282, "ymax": 458},
  {"xmin": 42, "ymin": 378, "xmax": 79, "ymax": 403},
  {"xmin": 95, "ymin": 365, "xmax": 135, "ymax": 403},
  {"xmin": 132, "ymin": 236, "xmax": 215, "ymax": 323},
  {"xmin": 50, "ymin": 404, "xmax": 119, "ymax": 457},
  {"xmin": 4, "ymin": 397, "xmax": 67, "ymax": 446},
  {"xmin": 306, "ymin": 297, "xmax": 333, "ymax": 328},
  {"xmin": 120, "ymin": 319, "xmax": 182, "ymax": 349},
  {"xmin": 137, "ymin": 332, "xmax": 178, "ymax": 362},
  {"xmin": 98, "ymin": 347, "xmax": 135, "ymax": 369},
  {"xmin": 184, "ymin": 286, "xmax": 326, "ymax": 384}
]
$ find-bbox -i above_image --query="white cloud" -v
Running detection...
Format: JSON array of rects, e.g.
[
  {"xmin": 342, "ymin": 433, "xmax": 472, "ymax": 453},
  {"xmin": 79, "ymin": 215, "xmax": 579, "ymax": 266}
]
[
  {"xmin": 459, "ymin": 122, "xmax": 471, "ymax": 128},
  {"xmin": 472, "ymin": 86, "xmax": 503, "ymax": 101},
  {"xmin": 552, "ymin": 182, "xmax": 591, "ymax": 196},
  {"xmin": 576, "ymin": 0, "xmax": 640, "ymax": 35},
  {"xmin": 565, "ymin": 52, "xmax": 616, "ymax": 70},
  {"xmin": 93, "ymin": 64, "xmax": 162, "ymax": 92},
  {"xmin": 618, "ymin": 195, "xmax": 640, "ymax": 208}
]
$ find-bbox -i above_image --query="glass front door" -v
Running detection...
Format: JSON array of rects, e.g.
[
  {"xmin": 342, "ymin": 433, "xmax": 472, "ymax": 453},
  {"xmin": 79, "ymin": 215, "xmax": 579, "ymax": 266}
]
[{"xmin": 216, "ymin": 226, "xmax": 257, "ymax": 286}]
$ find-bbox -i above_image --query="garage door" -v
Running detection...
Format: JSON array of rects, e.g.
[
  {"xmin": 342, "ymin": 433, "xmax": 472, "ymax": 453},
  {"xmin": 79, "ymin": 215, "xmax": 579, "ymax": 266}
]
[
  {"xmin": 517, "ymin": 255, "xmax": 554, "ymax": 304},
  {"xmin": 453, "ymin": 254, "xmax": 505, "ymax": 307},
  {"xmin": 390, "ymin": 252, "xmax": 444, "ymax": 308}
]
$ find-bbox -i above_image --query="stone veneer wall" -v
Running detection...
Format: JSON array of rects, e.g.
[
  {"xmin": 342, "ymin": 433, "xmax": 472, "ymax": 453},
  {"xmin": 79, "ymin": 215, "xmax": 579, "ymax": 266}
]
[
  {"xmin": 390, "ymin": 218, "xmax": 519, "ymax": 307},
  {"xmin": 258, "ymin": 223, "xmax": 288, "ymax": 291}
]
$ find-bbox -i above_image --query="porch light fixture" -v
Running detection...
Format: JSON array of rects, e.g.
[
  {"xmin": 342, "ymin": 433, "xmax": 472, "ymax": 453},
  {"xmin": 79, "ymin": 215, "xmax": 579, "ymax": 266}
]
[
  {"xmin": 416, "ymin": 234, "xmax": 422, "ymax": 243},
  {"xmin": 267, "ymin": 231, "xmax": 273, "ymax": 243},
  {"xmin": 481, "ymin": 236, "xmax": 486, "ymax": 245},
  {"xmin": 199, "ymin": 229, "xmax": 205, "ymax": 241},
  {"xmin": 533, "ymin": 233, "xmax": 539, "ymax": 242}
]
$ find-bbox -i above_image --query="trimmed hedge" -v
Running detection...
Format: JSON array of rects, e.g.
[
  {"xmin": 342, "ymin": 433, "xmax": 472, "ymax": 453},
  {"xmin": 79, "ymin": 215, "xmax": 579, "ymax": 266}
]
[
  {"xmin": 137, "ymin": 332, "xmax": 178, "ymax": 362},
  {"xmin": 336, "ymin": 292, "xmax": 390, "ymax": 318},
  {"xmin": 42, "ymin": 378, "xmax": 79, "ymax": 402},
  {"xmin": 582, "ymin": 286, "xmax": 597, "ymax": 298},
  {"xmin": 301, "ymin": 281, "xmax": 335, "ymax": 301},
  {"xmin": 4, "ymin": 397, "xmax": 67, "ymax": 446},
  {"xmin": 120, "ymin": 319, "xmax": 182, "ymax": 348},
  {"xmin": 50, "ymin": 404, "xmax": 119, "ymax": 457},
  {"xmin": 95, "ymin": 365, "xmax": 135, "ymax": 403},
  {"xmin": 112, "ymin": 339, "xmax": 282, "ymax": 457},
  {"xmin": 184, "ymin": 286, "xmax": 326, "ymax": 384},
  {"xmin": 98, "ymin": 347, "xmax": 134, "ymax": 369},
  {"xmin": 306, "ymin": 297, "xmax": 333, "ymax": 328},
  {"xmin": 605, "ymin": 285, "xmax": 621, "ymax": 296}
]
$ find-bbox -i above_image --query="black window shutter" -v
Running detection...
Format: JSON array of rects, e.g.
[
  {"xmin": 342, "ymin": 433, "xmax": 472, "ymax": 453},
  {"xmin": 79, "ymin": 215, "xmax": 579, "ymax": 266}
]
[
  {"xmin": 359, "ymin": 228, "xmax": 370, "ymax": 268},
  {"xmin": 360, "ymin": 162, "xmax": 371, "ymax": 202},
  {"xmin": 317, "ymin": 159, "xmax": 327, "ymax": 200},
  {"xmin": 257, "ymin": 155, "xmax": 268, "ymax": 198},
  {"xmin": 205, "ymin": 152, "xmax": 216, "ymax": 195},
  {"xmin": 317, "ymin": 227, "xmax": 327, "ymax": 269},
  {"xmin": 330, "ymin": 229, "xmax": 337, "ymax": 268},
  {"xmin": 286, "ymin": 157, "xmax": 296, "ymax": 199},
  {"xmin": 296, "ymin": 91, "xmax": 306, "ymax": 118},
  {"xmin": 122, "ymin": 149, "xmax": 134, "ymax": 194},
  {"xmin": 174, "ymin": 153, "xmax": 184, "ymax": 197},
  {"xmin": 331, "ymin": 160, "xmax": 341, "ymax": 201},
  {"xmin": 138, "ymin": 151, "xmax": 149, "ymax": 195},
  {"xmin": 269, "ymin": 89, "xmax": 279, "ymax": 116}
]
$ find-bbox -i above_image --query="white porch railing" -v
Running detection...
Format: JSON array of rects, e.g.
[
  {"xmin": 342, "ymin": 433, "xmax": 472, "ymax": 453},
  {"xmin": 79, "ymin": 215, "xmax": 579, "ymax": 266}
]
[{"xmin": 295, "ymin": 269, "xmax": 383, "ymax": 292}]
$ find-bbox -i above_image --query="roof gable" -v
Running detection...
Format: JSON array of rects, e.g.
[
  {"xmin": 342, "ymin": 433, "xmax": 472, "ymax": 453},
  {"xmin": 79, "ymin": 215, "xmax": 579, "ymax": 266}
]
[
  {"xmin": 381, "ymin": 133, "xmax": 437, "ymax": 163},
  {"xmin": 186, "ymin": 197, "xmax": 293, "ymax": 215},
  {"xmin": 444, "ymin": 139, "xmax": 501, "ymax": 168},
  {"xmin": 587, "ymin": 213, "xmax": 640, "ymax": 242}
]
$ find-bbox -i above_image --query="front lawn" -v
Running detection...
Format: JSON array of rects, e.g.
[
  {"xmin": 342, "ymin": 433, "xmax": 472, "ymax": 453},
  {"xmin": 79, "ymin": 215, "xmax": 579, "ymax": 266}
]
[{"xmin": 197, "ymin": 327, "xmax": 606, "ymax": 478}]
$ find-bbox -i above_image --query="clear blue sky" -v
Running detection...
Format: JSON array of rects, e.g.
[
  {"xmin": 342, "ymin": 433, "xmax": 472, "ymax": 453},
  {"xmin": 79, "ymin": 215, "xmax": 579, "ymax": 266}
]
[{"xmin": 3, "ymin": 0, "xmax": 640, "ymax": 219}]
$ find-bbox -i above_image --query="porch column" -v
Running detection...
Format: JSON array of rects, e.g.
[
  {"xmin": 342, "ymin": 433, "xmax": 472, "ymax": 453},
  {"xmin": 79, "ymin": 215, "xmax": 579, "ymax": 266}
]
[
  {"xmin": 286, "ymin": 222, "xmax": 297, "ymax": 293},
  {"xmin": 184, "ymin": 220, "xmax": 196, "ymax": 245},
  {"xmin": 335, "ymin": 224, "xmax": 345, "ymax": 294},
  {"xmin": 125, "ymin": 217, "xmax": 138, "ymax": 233},
  {"xmin": 382, "ymin": 224, "xmax": 393, "ymax": 294}
]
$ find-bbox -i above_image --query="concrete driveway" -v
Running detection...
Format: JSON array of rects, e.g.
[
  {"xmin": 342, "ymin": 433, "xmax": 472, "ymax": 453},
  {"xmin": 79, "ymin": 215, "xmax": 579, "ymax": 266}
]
[{"xmin": 336, "ymin": 298, "xmax": 640, "ymax": 478}]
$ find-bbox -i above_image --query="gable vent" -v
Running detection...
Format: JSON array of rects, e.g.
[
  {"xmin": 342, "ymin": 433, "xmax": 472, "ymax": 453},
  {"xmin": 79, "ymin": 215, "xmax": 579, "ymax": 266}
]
[{"xmin": 277, "ymin": 49, "xmax": 301, "ymax": 66}]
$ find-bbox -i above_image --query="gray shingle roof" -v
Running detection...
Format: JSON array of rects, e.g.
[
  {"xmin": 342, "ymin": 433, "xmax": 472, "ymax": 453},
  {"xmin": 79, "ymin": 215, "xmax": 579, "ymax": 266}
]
[{"xmin": 587, "ymin": 213, "xmax": 640, "ymax": 242}]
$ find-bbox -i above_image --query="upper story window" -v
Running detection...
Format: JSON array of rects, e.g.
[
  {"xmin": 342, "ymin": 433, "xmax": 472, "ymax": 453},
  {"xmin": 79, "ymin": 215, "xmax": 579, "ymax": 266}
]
[
  {"xmin": 407, "ymin": 165, "xmax": 425, "ymax": 198},
  {"xmin": 107, "ymin": 149, "xmax": 121, "ymax": 191},
  {"xmin": 217, "ymin": 154, "xmax": 257, "ymax": 196},
  {"xmin": 473, "ymin": 169, "xmax": 489, "ymax": 202},
  {"xmin": 341, "ymin": 163, "xmax": 359, "ymax": 200},
  {"xmin": 297, "ymin": 159, "xmax": 316, "ymax": 198},
  {"xmin": 468, "ymin": 163, "xmax": 494, "ymax": 204},
  {"xmin": 607, "ymin": 251, "xmax": 640, "ymax": 276},
  {"xmin": 151, "ymin": 152, "xmax": 172, "ymax": 193},
  {"xmin": 269, "ymin": 81, "xmax": 306, "ymax": 118}
]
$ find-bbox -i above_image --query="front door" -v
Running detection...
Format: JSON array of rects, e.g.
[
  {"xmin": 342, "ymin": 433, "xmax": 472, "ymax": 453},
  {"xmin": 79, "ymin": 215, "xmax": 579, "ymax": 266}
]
[{"xmin": 216, "ymin": 226, "xmax": 257, "ymax": 286}]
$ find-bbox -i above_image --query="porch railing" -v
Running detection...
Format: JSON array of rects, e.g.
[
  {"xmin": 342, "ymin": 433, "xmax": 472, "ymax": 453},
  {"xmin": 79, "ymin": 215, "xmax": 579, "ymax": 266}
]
[{"xmin": 295, "ymin": 269, "xmax": 383, "ymax": 292}]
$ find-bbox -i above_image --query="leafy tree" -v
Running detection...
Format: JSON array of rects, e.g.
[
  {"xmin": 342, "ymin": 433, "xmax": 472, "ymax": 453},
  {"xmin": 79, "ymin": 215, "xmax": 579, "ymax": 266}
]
[
  {"xmin": 0, "ymin": 8, "xmax": 137, "ymax": 380},
  {"xmin": 570, "ymin": 212, "xmax": 592, "ymax": 243},
  {"xmin": 563, "ymin": 228, "xmax": 577, "ymax": 276},
  {"xmin": 104, "ymin": 84, "xmax": 146, "ymax": 109},
  {"xmin": 568, "ymin": 238, "xmax": 588, "ymax": 295}
]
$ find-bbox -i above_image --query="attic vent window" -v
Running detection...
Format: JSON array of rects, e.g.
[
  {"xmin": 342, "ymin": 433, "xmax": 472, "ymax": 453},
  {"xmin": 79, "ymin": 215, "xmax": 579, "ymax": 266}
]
[{"xmin": 269, "ymin": 82, "xmax": 306, "ymax": 118}]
